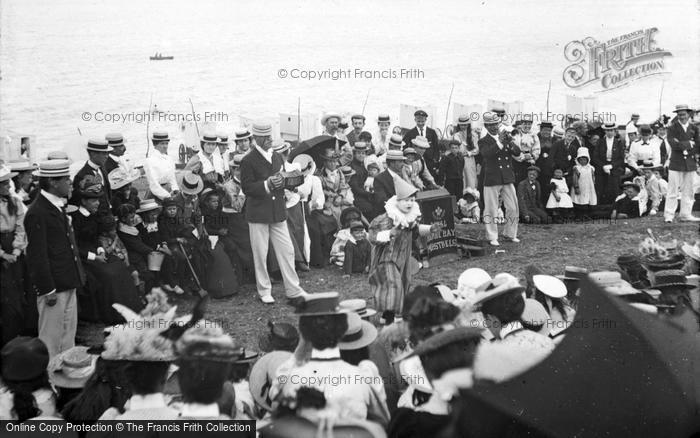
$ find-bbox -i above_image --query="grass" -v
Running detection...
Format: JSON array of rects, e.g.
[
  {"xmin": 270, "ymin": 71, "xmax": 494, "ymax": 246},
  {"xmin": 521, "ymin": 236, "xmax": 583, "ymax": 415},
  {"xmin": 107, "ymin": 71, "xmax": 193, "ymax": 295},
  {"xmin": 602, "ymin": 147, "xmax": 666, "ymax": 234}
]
[{"xmin": 77, "ymin": 216, "xmax": 697, "ymax": 349}]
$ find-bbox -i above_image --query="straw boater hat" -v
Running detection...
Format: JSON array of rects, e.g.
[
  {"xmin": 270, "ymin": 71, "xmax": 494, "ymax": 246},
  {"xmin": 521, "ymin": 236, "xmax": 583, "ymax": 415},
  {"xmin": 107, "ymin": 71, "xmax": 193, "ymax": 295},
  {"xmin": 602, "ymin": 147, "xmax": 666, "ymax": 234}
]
[
  {"xmin": 234, "ymin": 129, "xmax": 252, "ymax": 142},
  {"xmin": 651, "ymin": 270, "xmax": 696, "ymax": 290},
  {"xmin": 249, "ymin": 350, "xmax": 293, "ymax": 412},
  {"xmin": 673, "ymin": 104, "xmax": 691, "ymax": 113},
  {"xmin": 338, "ymin": 312, "xmax": 378, "ymax": 351},
  {"xmin": 292, "ymin": 154, "xmax": 315, "ymax": 177},
  {"xmin": 33, "ymin": 159, "xmax": 71, "ymax": 178},
  {"xmin": 353, "ymin": 142, "xmax": 369, "ymax": 152},
  {"xmin": 1, "ymin": 337, "xmax": 50, "ymax": 382},
  {"xmin": 471, "ymin": 273, "xmax": 525, "ymax": 307},
  {"xmin": 105, "ymin": 133, "xmax": 125, "ymax": 148},
  {"xmin": 49, "ymin": 346, "xmax": 98, "ymax": 389},
  {"xmin": 294, "ymin": 292, "xmax": 348, "ymax": 316},
  {"xmin": 388, "ymin": 134, "xmax": 405, "ymax": 149},
  {"xmin": 0, "ymin": 166, "xmax": 18, "ymax": 182},
  {"xmin": 483, "ymin": 113, "xmax": 500, "ymax": 125},
  {"xmin": 136, "ymin": 198, "xmax": 161, "ymax": 214},
  {"xmin": 217, "ymin": 133, "xmax": 230, "ymax": 145},
  {"xmin": 7, "ymin": 161, "xmax": 35, "ymax": 172},
  {"xmin": 552, "ymin": 126, "xmax": 565, "ymax": 137},
  {"xmin": 411, "ymin": 136, "xmax": 430, "ymax": 149},
  {"xmin": 86, "ymin": 139, "xmax": 113, "ymax": 153},
  {"xmin": 251, "ymin": 121, "xmax": 273, "ymax": 137},
  {"xmin": 532, "ymin": 275, "xmax": 567, "ymax": 298},
  {"xmin": 108, "ymin": 167, "xmax": 140, "ymax": 190},
  {"xmin": 321, "ymin": 112, "xmax": 341, "ymax": 126},
  {"xmin": 377, "ymin": 114, "xmax": 391, "ymax": 124},
  {"xmin": 180, "ymin": 171, "xmax": 204, "ymax": 195},
  {"xmin": 556, "ymin": 266, "xmax": 588, "ymax": 281},
  {"xmin": 403, "ymin": 147, "xmax": 418, "ymax": 158},
  {"xmin": 272, "ymin": 139, "xmax": 291, "ymax": 154},
  {"xmin": 394, "ymin": 176, "xmax": 418, "ymax": 201},
  {"xmin": 539, "ymin": 121, "xmax": 553, "ymax": 129},
  {"xmin": 258, "ymin": 321, "xmax": 299, "ymax": 353},
  {"xmin": 456, "ymin": 268, "xmax": 491, "ymax": 300},
  {"xmin": 340, "ymin": 166, "xmax": 356, "ymax": 179},
  {"xmin": 339, "ymin": 299, "xmax": 376, "ymax": 319},
  {"xmin": 521, "ymin": 299, "xmax": 550, "ymax": 336},
  {"xmin": 385, "ymin": 149, "xmax": 406, "ymax": 162},
  {"xmin": 457, "ymin": 115, "xmax": 471, "ymax": 125},
  {"xmin": 200, "ymin": 131, "xmax": 218, "ymax": 144},
  {"xmin": 151, "ymin": 131, "xmax": 170, "ymax": 143}
]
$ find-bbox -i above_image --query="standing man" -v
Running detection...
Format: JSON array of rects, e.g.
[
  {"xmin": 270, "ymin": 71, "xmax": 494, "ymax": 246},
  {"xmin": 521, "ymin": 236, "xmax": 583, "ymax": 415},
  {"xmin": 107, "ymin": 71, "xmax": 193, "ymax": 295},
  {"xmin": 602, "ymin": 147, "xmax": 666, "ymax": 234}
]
[
  {"xmin": 550, "ymin": 127, "xmax": 582, "ymax": 187},
  {"xmin": 373, "ymin": 114, "xmax": 392, "ymax": 157},
  {"xmin": 591, "ymin": 122, "xmax": 626, "ymax": 205},
  {"xmin": 346, "ymin": 114, "xmax": 366, "ymax": 147},
  {"xmin": 478, "ymin": 113, "xmax": 523, "ymax": 246},
  {"xmin": 69, "ymin": 139, "xmax": 112, "ymax": 215},
  {"xmin": 240, "ymin": 121, "xmax": 308, "ymax": 304},
  {"xmin": 104, "ymin": 132, "xmax": 130, "ymax": 174},
  {"xmin": 144, "ymin": 131, "xmax": 180, "ymax": 201},
  {"xmin": 402, "ymin": 110, "xmax": 439, "ymax": 174},
  {"xmin": 373, "ymin": 148, "xmax": 406, "ymax": 213},
  {"xmin": 25, "ymin": 160, "xmax": 85, "ymax": 357},
  {"xmin": 536, "ymin": 121, "xmax": 556, "ymax": 202},
  {"xmin": 233, "ymin": 129, "xmax": 253, "ymax": 155},
  {"xmin": 347, "ymin": 142, "xmax": 375, "ymax": 220},
  {"xmin": 664, "ymin": 104, "xmax": 700, "ymax": 223}
]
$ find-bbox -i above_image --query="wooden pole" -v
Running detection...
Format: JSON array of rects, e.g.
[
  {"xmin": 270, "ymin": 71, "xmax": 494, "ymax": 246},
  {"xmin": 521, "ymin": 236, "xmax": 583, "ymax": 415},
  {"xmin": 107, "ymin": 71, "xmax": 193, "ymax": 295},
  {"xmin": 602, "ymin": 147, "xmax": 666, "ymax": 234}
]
[
  {"xmin": 145, "ymin": 92, "xmax": 153, "ymax": 157},
  {"xmin": 442, "ymin": 82, "xmax": 455, "ymax": 139},
  {"xmin": 189, "ymin": 98, "xmax": 200, "ymax": 137},
  {"xmin": 658, "ymin": 80, "xmax": 665, "ymax": 119},
  {"xmin": 362, "ymin": 89, "xmax": 371, "ymax": 115},
  {"xmin": 297, "ymin": 97, "xmax": 301, "ymax": 141},
  {"xmin": 546, "ymin": 80, "xmax": 552, "ymax": 116}
]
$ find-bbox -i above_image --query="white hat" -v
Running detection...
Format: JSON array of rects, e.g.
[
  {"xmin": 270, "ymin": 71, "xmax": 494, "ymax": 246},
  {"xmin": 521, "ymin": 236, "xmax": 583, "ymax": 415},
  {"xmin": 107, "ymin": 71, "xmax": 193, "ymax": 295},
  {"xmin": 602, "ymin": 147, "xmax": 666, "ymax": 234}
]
[
  {"xmin": 472, "ymin": 273, "xmax": 525, "ymax": 306},
  {"xmin": 33, "ymin": 159, "xmax": 71, "ymax": 178},
  {"xmin": 321, "ymin": 112, "xmax": 341, "ymax": 126},
  {"xmin": 532, "ymin": 275, "xmax": 567, "ymax": 298},
  {"xmin": 251, "ymin": 121, "xmax": 273, "ymax": 137},
  {"xmin": 457, "ymin": 268, "xmax": 491, "ymax": 302},
  {"xmin": 576, "ymin": 147, "xmax": 590, "ymax": 160},
  {"xmin": 108, "ymin": 167, "xmax": 140, "ymax": 190}
]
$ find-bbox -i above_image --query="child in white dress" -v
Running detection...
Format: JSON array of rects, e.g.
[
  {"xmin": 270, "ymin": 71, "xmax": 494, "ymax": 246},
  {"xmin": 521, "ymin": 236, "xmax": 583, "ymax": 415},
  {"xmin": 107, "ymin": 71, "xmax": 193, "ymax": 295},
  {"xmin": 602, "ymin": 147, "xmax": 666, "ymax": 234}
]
[
  {"xmin": 546, "ymin": 167, "xmax": 574, "ymax": 221},
  {"xmin": 571, "ymin": 147, "xmax": 597, "ymax": 218}
]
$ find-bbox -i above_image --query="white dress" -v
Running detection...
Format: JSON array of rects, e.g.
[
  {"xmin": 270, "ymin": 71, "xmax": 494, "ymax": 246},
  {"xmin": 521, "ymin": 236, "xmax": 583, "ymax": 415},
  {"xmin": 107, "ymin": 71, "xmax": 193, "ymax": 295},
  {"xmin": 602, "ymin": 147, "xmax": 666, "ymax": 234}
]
[
  {"xmin": 546, "ymin": 178, "xmax": 574, "ymax": 208},
  {"xmin": 570, "ymin": 164, "xmax": 597, "ymax": 206}
]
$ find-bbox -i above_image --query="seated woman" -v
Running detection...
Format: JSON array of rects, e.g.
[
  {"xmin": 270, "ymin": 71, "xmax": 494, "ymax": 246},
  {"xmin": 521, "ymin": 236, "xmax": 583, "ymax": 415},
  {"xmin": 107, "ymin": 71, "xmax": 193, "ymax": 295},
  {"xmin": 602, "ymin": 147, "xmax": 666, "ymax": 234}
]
[
  {"xmin": 318, "ymin": 148, "xmax": 354, "ymax": 227},
  {"xmin": 198, "ymin": 188, "xmax": 239, "ymax": 298},
  {"xmin": 184, "ymin": 132, "xmax": 226, "ymax": 190},
  {"xmin": 70, "ymin": 177, "xmax": 142, "ymax": 324},
  {"xmin": 220, "ymin": 154, "xmax": 255, "ymax": 283}
]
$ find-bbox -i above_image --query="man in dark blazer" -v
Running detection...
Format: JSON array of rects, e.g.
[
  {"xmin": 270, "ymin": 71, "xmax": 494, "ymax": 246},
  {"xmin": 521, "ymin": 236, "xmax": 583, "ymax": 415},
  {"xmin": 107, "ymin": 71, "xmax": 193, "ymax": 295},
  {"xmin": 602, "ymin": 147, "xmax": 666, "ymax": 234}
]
[
  {"xmin": 517, "ymin": 165, "xmax": 549, "ymax": 224},
  {"xmin": 372, "ymin": 149, "xmax": 406, "ymax": 213},
  {"xmin": 25, "ymin": 160, "xmax": 85, "ymax": 358},
  {"xmin": 402, "ymin": 109, "xmax": 440, "ymax": 175},
  {"xmin": 69, "ymin": 139, "xmax": 112, "ymax": 216},
  {"xmin": 348, "ymin": 142, "xmax": 375, "ymax": 220},
  {"xmin": 479, "ymin": 115, "xmax": 523, "ymax": 246},
  {"xmin": 104, "ymin": 132, "xmax": 127, "ymax": 174},
  {"xmin": 240, "ymin": 121, "xmax": 307, "ymax": 304},
  {"xmin": 664, "ymin": 104, "xmax": 700, "ymax": 222},
  {"xmin": 591, "ymin": 122, "xmax": 626, "ymax": 205},
  {"xmin": 550, "ymin": 126, "xmax": 582, "ymax": 182}
]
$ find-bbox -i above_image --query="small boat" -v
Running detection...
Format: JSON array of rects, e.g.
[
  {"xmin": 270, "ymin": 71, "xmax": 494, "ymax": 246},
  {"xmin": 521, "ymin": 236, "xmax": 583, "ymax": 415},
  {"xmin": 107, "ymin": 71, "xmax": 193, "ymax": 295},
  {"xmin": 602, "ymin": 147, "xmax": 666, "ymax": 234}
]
[{"xmin": 150, "ymin": 53, "xmax": 174, "ymax": 61}]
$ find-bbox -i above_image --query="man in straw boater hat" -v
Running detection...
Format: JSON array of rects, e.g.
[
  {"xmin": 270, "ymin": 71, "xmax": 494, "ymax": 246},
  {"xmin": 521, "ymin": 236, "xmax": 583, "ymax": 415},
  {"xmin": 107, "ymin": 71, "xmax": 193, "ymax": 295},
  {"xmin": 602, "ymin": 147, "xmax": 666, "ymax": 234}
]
[
  {"xmin": 592, "ymin": 121, "xmax": 626, "ymax": 205},
  {"xmin": 240, "ymin": 120, "xmax": 308, "ymax": 305},
  {"xmin": 371, "ymin": 136, "xmax": 407, "ymax": 213},
  {"xmin": 233, "ymin": 128, "xmax": 253, "ymax": 155},
  {"xmin": 69, "ymin": 139, "xmax": 112, "ymax": 215},
  {"xmin": 664, "ymin": 104, "xmax": 700, "ymax": 223},
  {"xmin": 374, "ymin": 114, "xmax": 393, "ymax": 157},
  {"xmin": 271, "ymin": 292, "xmax": 391, "ymax": 426},
  {"xmin": 104, "ymin": 132, "xmax": 130, "ymax": 174},
  {"xmin": 144, "ymin": 131, "xmax": 180, "ymax": 201},
  {"xmin": 478, "ymin": 113, "xmax": 524, "ymax": 246},
  {"xmin": 25, "ymin": 160, "xmax": 85, "ymax": 358},
  {"xmin": 410, "ymin": 135, "xmax": 440, "ymax": 190}
]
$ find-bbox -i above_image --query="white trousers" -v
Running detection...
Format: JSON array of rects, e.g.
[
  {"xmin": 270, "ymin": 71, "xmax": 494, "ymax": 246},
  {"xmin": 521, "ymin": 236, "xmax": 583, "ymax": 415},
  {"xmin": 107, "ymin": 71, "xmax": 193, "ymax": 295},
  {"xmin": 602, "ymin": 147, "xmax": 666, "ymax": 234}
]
[
  {"xmin": 483, "ymin": 184, "xmax": 519, "ymax": 241},
  {"xmin": 249, "ymin": 221, "xmax": 305, "ymax": 298},
  {"xmin": 37, "ymin": 289, "xmax": 77, "ymax": 358},
  {"xmin": 664, "ymin": 170, "xmax": 696, "ymax": 220}
]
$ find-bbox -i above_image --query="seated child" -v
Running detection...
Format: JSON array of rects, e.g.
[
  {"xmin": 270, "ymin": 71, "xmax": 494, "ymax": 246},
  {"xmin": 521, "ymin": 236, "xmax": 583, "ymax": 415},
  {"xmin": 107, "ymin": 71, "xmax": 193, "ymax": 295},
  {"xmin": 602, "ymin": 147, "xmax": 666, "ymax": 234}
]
[
  {"xmin": 611, "ymin": 181, "xmax": 643, "ymax": 219},
  {"xmin": 457, "ymin": 187, "xmax": 481, "ymax": 223},
  {"xmin": 632, "ymin": 175, "xmax": 649, "ymax": 216},
  {"xmin": 642, "ymin": 167, "xmax": 666, "ymax": 216},
  {"xmin": 546, "ymin": 167, "xmax": 574, "ymax": 221},
  {"xmin": 343, "ymin": 220, "xmax": 371, "ymax": 276}
]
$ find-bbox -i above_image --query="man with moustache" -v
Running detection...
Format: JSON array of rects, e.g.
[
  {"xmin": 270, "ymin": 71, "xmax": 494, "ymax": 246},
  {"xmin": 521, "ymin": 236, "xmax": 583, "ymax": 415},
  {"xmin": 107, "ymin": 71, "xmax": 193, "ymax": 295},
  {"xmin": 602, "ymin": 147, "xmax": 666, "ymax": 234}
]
[
  {"xmin": 346, "ymin": 114, "xmax": 366, "ymax": 147},
  {"xmin": 321, "ymin": 113, "xmax": 348, "ymax": 144},
  {"xmin": 69, "ymin": 139, "xmax": 112, "ymax": 216},
  {"xmin": 664, "ymin": 104, "xmax": 700, "ymax": 222},
  {"xmin": 104, "ymin": 132, "xmax": 130, "ymax": 174},
  {"xmin": 550, "ymin": 127, "xmax": 581, "ymax": 187},
  {"xmin": 591, "ymin": 122, "xmax": 626, "ymax": 205},
  {"xmin": 373, "ymin": 114, "xmax": 392, "ymax": 157},
  {"xmin": 403, "ymin": 109, "xmax": 440, "ymax": 176}
]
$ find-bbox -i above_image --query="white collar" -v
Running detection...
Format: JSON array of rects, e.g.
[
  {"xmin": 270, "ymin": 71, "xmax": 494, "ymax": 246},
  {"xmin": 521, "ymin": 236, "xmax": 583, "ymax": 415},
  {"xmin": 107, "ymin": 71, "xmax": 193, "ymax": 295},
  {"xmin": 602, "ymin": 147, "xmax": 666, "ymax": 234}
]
[
  {"xmin": 87, "ymin": 160, "xmax": 101, "ymax": 170},
  {"xmin": 129, "ymin": 393, "xmax": 168, "ymax": 411},
  {"xmin": 311, "ymin": 347, "xmax": 341, "ymax": 360},
  {"xmin": 40, "ymin": 190, "xmax": 65, "ymax": 210},
  {"xmin": 78, "ymin": 206, "xmax": 91, "ymax": 217},
  {"xmin": 180, "ymin": 403, "xmax": 220, "ymax": 418},
  {"xmin": 109, "ymin": 154, "xmax": 121, "ymax": 162},
  {"xmin": 499, "ymin": 321, "xmax": 524, "ymax": 339},
  {"xmin": 680, "ymin": 120, "xmax": 690, "ymax": 130},
  {"xmin": 255, "ymin": 144, "xmax": 273, "ymax": 162}
]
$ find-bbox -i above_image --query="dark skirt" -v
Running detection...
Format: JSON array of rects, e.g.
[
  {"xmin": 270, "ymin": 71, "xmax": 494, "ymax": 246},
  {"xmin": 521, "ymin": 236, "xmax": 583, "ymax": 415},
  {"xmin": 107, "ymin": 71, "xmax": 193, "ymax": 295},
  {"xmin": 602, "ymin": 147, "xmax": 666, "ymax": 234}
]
[
  {"xmin": 80, "ymin": 257, "xmax": 144, "ymax": 325},
  {"xmin": 306, "ymin": 209, "xmax": 338, "ymax": 268},
  {"xmin": 1, "ymin": 233, "xmax": 35, "ymax": 346},
  {"xmin": 223, "ymin": 211, "xmax": 255, "ymax": 283},
  {"xmin": 204, "ymin": 241, "xmax": 239, "ymax": 298}
]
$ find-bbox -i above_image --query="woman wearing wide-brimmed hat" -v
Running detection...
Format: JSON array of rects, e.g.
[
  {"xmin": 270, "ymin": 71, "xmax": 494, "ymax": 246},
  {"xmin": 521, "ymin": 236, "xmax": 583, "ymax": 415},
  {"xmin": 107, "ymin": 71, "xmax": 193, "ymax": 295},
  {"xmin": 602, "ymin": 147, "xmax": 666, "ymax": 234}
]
[
  {"xmin": 70, "ymin": 176, "xmax": 143, "ymax": 324},
  {"xmin": 0, "ymin": 165, "xmax": 33, "ymax": 347},
  {"xmin": 318, "ymin": 147, "xmax": 355, "ymax": 227},
  {"xmin": 108, "ymin": 166, "xmax": 141, "ymax": 216},
  {"xmin": 8, "ymin": 161, "xmax": 36, "ymax": 205}
]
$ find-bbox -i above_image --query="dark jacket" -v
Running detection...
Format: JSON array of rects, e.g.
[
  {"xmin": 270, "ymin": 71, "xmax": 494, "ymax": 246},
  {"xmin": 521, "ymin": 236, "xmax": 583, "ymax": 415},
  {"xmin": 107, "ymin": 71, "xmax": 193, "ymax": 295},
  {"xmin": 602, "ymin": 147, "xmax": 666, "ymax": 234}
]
[
  {"xmin": 372, "ymin": 170, "xmax": 396, "ymax": 212},
  {"xmin": 591, "ymin": 136, "xmax": 626, "ymax": 176},
  {"xmin": 69, "ymin": 209, "xmax": 99, "ymax": 260},
  {"xmin": 349, "ymin": 160, "xmax": 374, "ymax": 217},
  {"xmin": 69, "ymin": 162, "xmax": 112, "ymax": 209},
  {"xmin": 478, "ymin": 134, "xmax": 522, "ymax": 186},
  {"xmin": 666, "ymin": 120, "xmax": 699, "ymax": 172},
  {"xmin": 517, "ymin": 179, "xmax": 544, "ymax": 216},
  {"xmin": 104, "ymin": 156, "xmax": 119, "ymax": 174},
  {"xmin": 25, "ymin": 193, "xmax": 85, "ymax": 295},
  {"xmin": 111, "ymin": 187, "xmax": 140, "ymax": 217},
  {"xmin": 550, "ymin": 138, "xmax": 581, "ymax": 175},
  {"xmin": 240, "ymin": 147, "xmax": 287, "ymax": 223},
  {"xmin": 437, "ymin": 152, "xmax": 464, "ymax": 184},
  {"xmin": 403, "ymin": 126, "xmax": 440, "ymax": 163}
]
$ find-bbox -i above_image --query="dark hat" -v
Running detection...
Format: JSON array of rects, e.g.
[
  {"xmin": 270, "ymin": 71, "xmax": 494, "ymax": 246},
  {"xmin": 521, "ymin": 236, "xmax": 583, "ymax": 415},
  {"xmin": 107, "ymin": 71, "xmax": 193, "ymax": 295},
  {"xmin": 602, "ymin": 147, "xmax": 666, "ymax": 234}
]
[
  {"xmin": 217, "ymin": 134, "xmax": 230, "ymax": 145},
  {"xmin": 603, "ymin": 122, "xmax": 617, "ymax": 130},
  {"xmin": 175, "ymin": 324, "xmax": 243, "ymax": 363},
  {"xmin": 105, "ymin": 133, "xmax": 125, "ymax": 147},
  {"xmin": 565, "ymin": 126, "xmax": 577, "ymax": 133},
  {"xmin": 258, "ymin": 321, "xmax": 300, "ymax": 353},
  {"xmin": 652, "ymin": 270, "xmax": 695, "ymax": 289},
  {"xmin": 414, "ymin": 109, "xmax": 428, "ymax": 118},
  {"xmin": 639, "ymin": 125, "xmax": 652, "ymax": 135},
  {"xmin": 621, "ymin": 181, "xmax": 640, "ymax": 191},
  {"xmin": 1, "ymin": 337, "xmax": 49, "ymax": 382},
  {"xmin": 616, "ymin": 253, "xmax": 641, "ymax": 266},
  {"xmin": 86, "ymin": 139, "xmax": 113, "ymax": 153},
  {"xmin": 234, "ymin": 129, "xmax": 252, "ymax": 141},
  {"xmin": 320, "ymin": 148, "xmax": 339, "ymax": 161},
  {"xmin": 377, "ymin": 114, "xmax": 391, "ymax": 123},
  {"xmin": 556, "ymin": 265, "xmax": 589, "ymax": 281},
  {"xmin": 294, "ymin": 292, "xmax": 348, "ymax": 316},
  {"xmin": 348, "ymin": 220, "xmax": 365, "ymax": 231},
  {"xmin": 338, "ymin": 312, "xmax": 377, "ymax": 351},
  {"xmin": 404, "ymin": 327, "xmax": 482, "ymax": 360},
  {"xmin": 631, "ymin": 113, "xmax": 640, "ymax": 118},
  {"xmin": 162, "ymin": 197, "xmax": 178, "ymax": 208},
  {"xmin": 340, "ymin": 166, "xmax": 356, "ymax": 179},
  {"xmin": 641, "ymin": 253, "xmax": 686, "ymax": 272},
  {"xmin": 200, "ymin": 132, "xmax": 218, "ymax": 144},
  {"xmin": 233, "ymin": 348, "xmax": 259, "ymax": 364},
  {"xmin": 527, "ymin": 165, "xmax": 541, "ymax": 174},
  {"xmin": 539, "ymin": 121, "xmax": 553, "ymax": 128},
  {"xmin": 672, "ymin": 104, "xmax": 691, "ymax": 113}
]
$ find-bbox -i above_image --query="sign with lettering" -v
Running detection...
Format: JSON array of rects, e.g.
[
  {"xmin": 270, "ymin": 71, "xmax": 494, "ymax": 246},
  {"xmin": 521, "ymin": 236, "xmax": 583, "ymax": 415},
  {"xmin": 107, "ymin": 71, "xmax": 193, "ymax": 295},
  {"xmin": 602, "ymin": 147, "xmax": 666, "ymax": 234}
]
[{"xmin": 416, "ymin": 189, "xmax": 458, "ymax": 262}]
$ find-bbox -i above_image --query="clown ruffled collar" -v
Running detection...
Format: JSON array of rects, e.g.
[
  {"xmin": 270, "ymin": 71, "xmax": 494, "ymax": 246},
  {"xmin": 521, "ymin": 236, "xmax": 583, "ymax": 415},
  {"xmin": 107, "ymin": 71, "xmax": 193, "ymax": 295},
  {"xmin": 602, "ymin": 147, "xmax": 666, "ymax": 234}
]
[{"xmin": 384, "ymin": 196, "xmax": 422, "ymax": 229}]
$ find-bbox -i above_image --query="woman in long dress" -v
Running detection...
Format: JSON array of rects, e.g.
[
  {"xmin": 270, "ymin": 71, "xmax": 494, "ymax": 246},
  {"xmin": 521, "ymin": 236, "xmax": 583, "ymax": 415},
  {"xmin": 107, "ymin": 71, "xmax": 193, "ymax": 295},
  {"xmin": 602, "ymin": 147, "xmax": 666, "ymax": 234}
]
[
  {"xmin": 452, "ymin": 116, "xmax": 479, "ymax": 190},
  {"xmin": 368, "ymin": 177, "xmax": 441, "ymax": 321}
]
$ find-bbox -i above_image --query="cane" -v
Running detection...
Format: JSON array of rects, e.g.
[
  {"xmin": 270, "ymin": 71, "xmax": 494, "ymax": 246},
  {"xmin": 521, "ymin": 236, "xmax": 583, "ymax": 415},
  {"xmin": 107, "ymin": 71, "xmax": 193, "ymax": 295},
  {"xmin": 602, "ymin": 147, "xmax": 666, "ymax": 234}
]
[{"xmin": 178, "ymin": 240, "xmax": 208, "ymax": 297}]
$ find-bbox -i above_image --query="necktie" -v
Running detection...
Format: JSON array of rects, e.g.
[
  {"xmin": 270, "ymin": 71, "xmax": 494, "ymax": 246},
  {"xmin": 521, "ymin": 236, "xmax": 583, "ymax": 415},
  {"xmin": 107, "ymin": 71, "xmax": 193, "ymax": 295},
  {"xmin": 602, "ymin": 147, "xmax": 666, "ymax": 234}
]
[
  {"xmin": 94, "ymin": 169, "xmax": 103, "ymax": 184},
  {"xmin": 643, "ymin": 142, "xmax": 648, "ymax": 145},
  {"xmin": 419, "ymin": 127, "xmax": 423, "ymax": 136}
]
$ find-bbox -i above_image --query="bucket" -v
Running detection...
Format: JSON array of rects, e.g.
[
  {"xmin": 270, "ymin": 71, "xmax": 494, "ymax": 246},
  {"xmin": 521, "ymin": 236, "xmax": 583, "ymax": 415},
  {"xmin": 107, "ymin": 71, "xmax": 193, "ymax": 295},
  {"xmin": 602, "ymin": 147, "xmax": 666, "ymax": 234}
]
[{"xmin": 148, "ymin": 251, "xmax": 165, "ymax": 271}]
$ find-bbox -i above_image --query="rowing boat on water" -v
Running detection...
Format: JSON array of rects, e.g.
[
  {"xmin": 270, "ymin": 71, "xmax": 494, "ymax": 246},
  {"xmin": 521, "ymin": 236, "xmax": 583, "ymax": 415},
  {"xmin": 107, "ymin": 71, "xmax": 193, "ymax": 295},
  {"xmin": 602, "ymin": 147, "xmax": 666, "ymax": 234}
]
[{"xmin": 149, "ymin": 55, "xmax": 174, "ymax": 61}]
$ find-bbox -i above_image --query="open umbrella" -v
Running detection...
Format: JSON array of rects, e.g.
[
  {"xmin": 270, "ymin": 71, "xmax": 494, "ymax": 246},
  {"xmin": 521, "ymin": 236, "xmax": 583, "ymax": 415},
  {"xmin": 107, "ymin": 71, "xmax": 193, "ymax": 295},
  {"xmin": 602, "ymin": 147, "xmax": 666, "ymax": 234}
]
[
  {"xmin": 453, "ymin": 277, "xmax": 700, "ymax": 438},
  {"xmin": 288, "ymin": 135, "xmax": 347, "ymax": 166}
]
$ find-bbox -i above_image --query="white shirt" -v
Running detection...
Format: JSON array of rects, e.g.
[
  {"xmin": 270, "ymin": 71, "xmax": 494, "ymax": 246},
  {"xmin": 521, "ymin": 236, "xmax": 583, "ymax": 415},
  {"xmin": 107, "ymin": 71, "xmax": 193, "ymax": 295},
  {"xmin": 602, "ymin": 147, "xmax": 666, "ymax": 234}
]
[
  {"xmin": 40, "ymin": 190, "xmax": 66, "ymax": 211},
  {"xmin": 255, "ymin": 143, "xmax": 273, "ymax": 163},
  {"xmin": 628, "ymin": 138, "xmax": 661, "ymax": 168},
  {"xmin": 605, "ymin": 136, "xmax": 615, "ymax": 161},
  {"xmin": 488, "ymin": 132, "xmax": 504, "ymax": 149},
  {"xmin": 144, "ymin": 151, "xmax": 179, "ymax": 200},
  {"xmin": 179, "ymin": 403, "xmax": 221, "ymax": 418}
]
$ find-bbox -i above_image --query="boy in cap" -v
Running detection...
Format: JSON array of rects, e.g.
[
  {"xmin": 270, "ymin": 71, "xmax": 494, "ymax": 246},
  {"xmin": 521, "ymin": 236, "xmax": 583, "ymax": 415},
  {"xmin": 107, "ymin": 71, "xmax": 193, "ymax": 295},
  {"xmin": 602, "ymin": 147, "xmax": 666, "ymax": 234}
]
[
  {"xmin": 517, "ymin": 165, "xmax": 549, "ymax": 224},
  {"xmin": 611, "ymin": 182, "xmax": 643, "ymax": 219},
  {"xmin": 438, "ymin": 141, "xmax": 465, "ymax": 198},
  {"xmin": 343, "ymin": 220, "xmax": 371, "ymax": 275}
]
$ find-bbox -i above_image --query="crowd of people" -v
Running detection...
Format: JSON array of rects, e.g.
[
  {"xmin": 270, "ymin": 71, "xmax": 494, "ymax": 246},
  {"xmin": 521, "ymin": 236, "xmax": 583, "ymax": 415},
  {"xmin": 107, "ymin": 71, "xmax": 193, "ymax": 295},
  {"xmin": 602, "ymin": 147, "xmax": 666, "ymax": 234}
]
[{"xmin": 0, "ymin": 102, "xmax": 699, "ymax": 434}]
